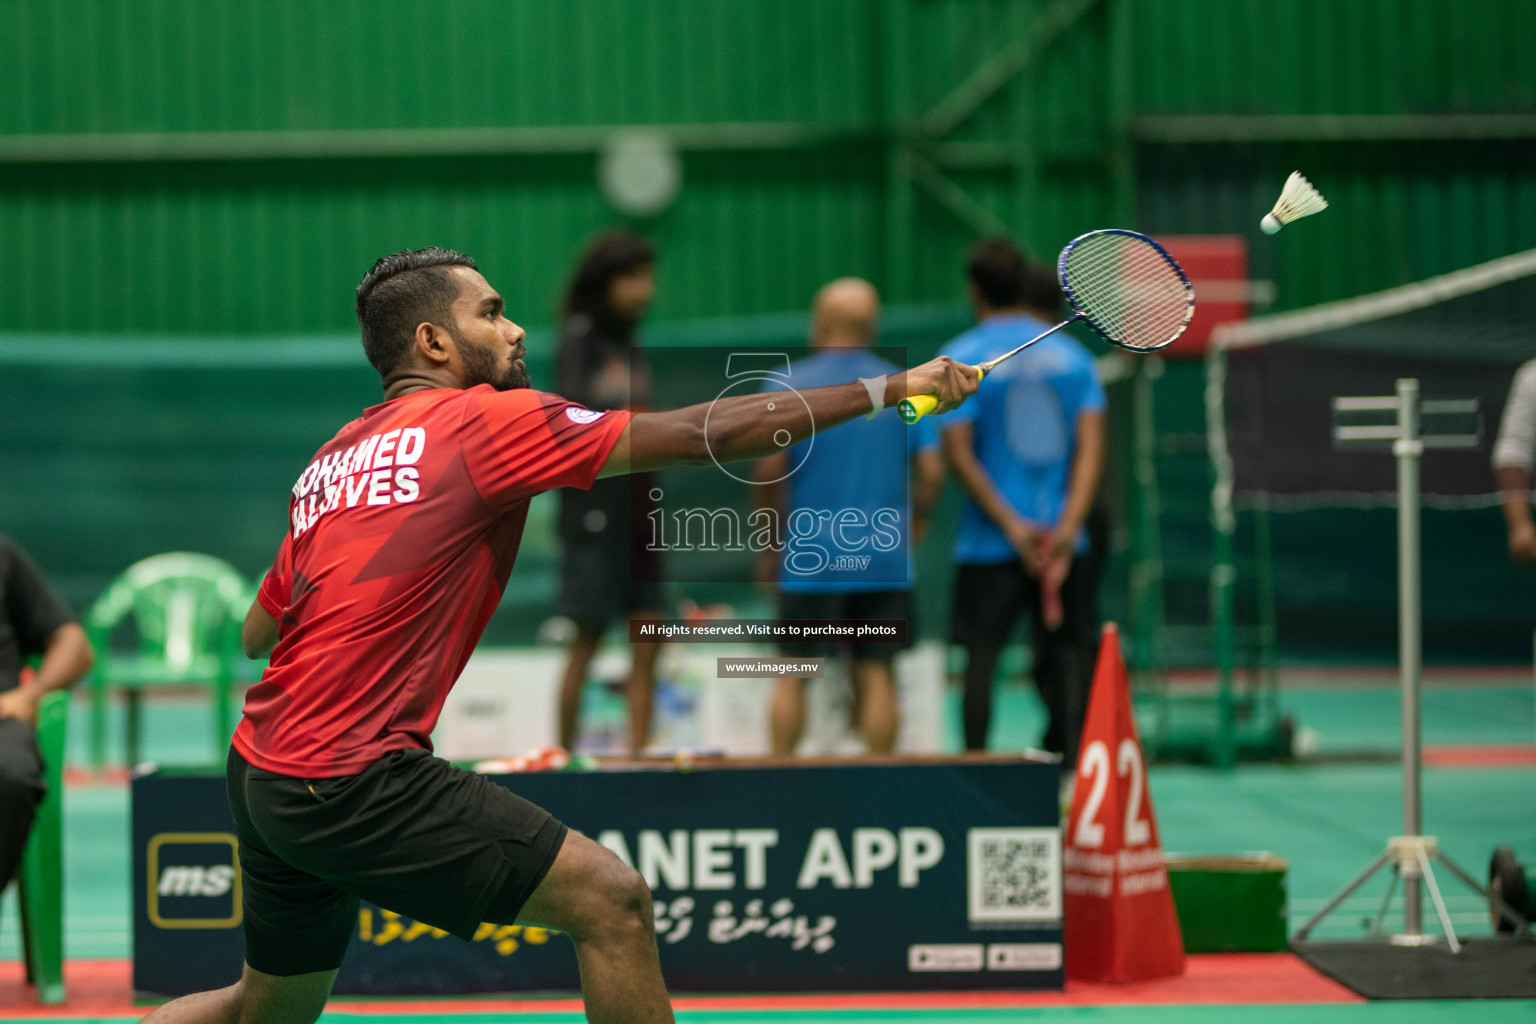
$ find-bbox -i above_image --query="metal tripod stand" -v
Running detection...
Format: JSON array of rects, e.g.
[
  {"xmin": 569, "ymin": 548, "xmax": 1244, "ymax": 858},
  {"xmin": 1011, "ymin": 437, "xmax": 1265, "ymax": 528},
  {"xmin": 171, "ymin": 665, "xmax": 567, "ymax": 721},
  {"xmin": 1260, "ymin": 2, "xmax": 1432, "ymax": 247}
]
[{"xmin": 1294, "ymin": 379, "xmax": 1530, "ymax": 949}]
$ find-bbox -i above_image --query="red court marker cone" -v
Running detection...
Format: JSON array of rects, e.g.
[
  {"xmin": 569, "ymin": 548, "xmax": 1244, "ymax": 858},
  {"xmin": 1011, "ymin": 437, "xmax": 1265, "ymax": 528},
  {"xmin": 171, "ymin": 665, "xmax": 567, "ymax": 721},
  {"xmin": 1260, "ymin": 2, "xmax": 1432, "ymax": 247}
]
[{"xmin": 1063, "ymin": 623, "xmax": 1185, "ymax": 982}]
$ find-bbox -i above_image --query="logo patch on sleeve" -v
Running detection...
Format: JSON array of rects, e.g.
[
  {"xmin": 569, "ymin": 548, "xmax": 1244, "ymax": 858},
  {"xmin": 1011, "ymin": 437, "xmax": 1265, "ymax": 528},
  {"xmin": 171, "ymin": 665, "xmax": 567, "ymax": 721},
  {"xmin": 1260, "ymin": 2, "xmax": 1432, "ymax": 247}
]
[{"xmin": 565, "ymin": 407, "xmax": 606, "ymax": 425}]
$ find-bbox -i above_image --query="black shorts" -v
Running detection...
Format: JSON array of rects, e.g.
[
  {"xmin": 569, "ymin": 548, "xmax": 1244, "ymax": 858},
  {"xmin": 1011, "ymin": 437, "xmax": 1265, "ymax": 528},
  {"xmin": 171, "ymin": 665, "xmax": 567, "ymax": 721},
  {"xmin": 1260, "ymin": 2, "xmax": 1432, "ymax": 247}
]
[
  {"xmin": 559, "ymin": 542, "xmax": 664, "ymax": 625},
  {"xmin": 777, "ymin": 589, "xmax": 914, "ymax": 662},
  {"xmin": 226, "ymin": 746, "xmax": 567, "ymax": 977}
]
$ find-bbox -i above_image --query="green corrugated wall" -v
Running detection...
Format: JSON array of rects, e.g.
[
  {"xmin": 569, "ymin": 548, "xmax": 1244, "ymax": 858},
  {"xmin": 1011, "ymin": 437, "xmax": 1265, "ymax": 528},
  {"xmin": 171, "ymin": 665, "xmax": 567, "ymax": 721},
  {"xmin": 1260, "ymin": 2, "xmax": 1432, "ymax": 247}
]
[
  {"xmin": 1137, "ymin": 0, "xmax": 1536, "ymax": 115},
  {"xmin": 3, "ymin": 0, "xmax": 1535, "ymax": 652},
  {"xmin": 2, "ymin": 1, "xmax": 876, "ymax": 133},
  {"xmin": 2, "ymin": 0, "xmax": 1530, "ymax": 334},
  {"xmin": 0, "ymin": 0, "xmax": 885, "ymax": 333}
]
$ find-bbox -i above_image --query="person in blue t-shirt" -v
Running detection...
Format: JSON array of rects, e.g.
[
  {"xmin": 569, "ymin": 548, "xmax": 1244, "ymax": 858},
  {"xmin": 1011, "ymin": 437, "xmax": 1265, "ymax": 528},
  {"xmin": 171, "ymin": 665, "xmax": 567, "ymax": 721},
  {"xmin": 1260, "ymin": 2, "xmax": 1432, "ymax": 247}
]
[
  {"xmin": 754, "ymin": 278, "xmax": 942, "ymax": 755},
  {"xmin": 939, "ymin": 240, "xmax": 1106, "ymax": 766}
]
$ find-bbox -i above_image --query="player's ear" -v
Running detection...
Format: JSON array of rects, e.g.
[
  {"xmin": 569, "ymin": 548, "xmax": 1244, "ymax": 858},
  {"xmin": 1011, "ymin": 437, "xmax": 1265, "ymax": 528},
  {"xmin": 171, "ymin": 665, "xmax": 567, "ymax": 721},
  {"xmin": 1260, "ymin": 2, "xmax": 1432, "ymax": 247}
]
[{"xmin": 414, "ymin": 321, "xmax": 453, "ymax": 367}]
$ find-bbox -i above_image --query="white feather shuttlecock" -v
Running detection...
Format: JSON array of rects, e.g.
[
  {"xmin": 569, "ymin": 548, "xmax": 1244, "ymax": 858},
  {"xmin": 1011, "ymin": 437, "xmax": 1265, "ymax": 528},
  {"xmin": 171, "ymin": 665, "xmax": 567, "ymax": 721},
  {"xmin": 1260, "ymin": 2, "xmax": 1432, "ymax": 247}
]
[{"xmin": 1261, "ymin": 171, "xmax": 1328, "ymax": 234}]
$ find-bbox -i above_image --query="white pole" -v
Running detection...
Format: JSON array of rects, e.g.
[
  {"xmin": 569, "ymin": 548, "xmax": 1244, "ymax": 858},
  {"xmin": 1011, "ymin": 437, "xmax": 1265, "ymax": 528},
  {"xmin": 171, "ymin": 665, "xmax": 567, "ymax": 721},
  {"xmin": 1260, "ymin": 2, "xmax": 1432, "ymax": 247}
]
[{"xmin": 1395, "ymin": 378, "xmax": 1423, "ymax": 936}]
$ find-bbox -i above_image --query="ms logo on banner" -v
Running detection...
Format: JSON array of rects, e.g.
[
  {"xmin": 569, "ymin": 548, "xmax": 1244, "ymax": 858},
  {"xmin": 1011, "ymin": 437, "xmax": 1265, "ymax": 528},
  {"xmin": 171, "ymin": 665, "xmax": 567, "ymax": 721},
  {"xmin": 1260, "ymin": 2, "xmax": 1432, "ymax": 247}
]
[
  {"xmin": 966, "ymin": 827, "xmax": 1062, "ymax": 924},
  {"xmin": 147, "ymin": 833, "xmax": 243, "ymax": 929}
]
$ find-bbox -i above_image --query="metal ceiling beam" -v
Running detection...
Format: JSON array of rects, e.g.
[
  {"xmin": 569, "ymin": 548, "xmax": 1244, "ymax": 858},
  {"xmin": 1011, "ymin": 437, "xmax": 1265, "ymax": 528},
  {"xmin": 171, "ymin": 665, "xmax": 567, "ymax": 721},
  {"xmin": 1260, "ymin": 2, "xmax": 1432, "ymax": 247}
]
[
  {"xmin": 906, "ymin": 151, "xmax": 1013, "ymax": 237},
  {"xmin": 928, "ymin": 140, "xmax": 1023, "ymax": 169},
  {"xmin": 0, "ymin": 121, "xmax": 881, "ymax": 164},
  {"xmin": 1135, "ymin": 113, "xmax": 1536, "ymax": 143},
  {"xmin": 916, "ymin": 0, "xmax": 1100, "ymax": 140}
]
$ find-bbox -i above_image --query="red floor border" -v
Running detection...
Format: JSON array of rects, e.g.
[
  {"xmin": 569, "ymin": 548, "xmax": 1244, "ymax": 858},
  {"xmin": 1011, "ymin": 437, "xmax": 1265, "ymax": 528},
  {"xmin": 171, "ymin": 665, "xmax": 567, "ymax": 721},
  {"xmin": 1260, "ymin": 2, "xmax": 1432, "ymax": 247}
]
[
  {"xmin": 1423, "ymin": 743, "xmax": 1536, "ymax": 769},
  {"xmin": 0, "ymin": 953, "xmax": 1360, "ymax": 1016}
]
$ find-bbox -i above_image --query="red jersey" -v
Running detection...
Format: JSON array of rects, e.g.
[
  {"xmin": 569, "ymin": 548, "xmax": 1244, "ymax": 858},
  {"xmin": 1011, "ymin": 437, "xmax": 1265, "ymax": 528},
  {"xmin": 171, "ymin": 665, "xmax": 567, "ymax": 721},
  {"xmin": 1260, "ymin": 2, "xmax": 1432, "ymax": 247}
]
[{"xmin": 234, "ymin": 385, "xmax": 630, "ymax": 776}]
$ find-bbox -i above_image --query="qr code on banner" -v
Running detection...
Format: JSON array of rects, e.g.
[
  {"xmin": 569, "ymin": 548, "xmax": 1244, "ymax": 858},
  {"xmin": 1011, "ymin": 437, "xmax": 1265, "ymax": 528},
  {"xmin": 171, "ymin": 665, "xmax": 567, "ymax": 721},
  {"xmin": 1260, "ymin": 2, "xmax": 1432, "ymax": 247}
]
[{"xmin": 966, "ymin": 828, "xmax": 1062, "ymax": 923}]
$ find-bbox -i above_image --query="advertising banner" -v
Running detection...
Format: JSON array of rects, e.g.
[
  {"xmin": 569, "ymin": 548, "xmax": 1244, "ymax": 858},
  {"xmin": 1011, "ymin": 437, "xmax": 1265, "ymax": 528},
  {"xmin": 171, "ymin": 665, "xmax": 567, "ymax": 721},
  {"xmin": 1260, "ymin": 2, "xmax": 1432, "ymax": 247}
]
[{"xmin": 133, "ymin": 758, "xmax": 1060, "ymax": 996}]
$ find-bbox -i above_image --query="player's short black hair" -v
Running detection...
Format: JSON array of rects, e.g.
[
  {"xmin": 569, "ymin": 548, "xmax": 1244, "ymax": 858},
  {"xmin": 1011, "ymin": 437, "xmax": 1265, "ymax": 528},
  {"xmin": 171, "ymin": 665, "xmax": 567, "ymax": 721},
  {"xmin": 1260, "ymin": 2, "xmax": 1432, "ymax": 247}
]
[
  {"xmin": 356, "ymin": 247, "xmax": 479, "ymax": 376},
  {"xmin": 966, "ymin": 237, "xmax": 1027, "ymax": 310},
  {"xmin": 1020, "ymin": 260, "xmax": 1063, "ymax": 320},
  {"xmin": 560, "ymin": 230, "xmax": 656, "ymax": 327}
]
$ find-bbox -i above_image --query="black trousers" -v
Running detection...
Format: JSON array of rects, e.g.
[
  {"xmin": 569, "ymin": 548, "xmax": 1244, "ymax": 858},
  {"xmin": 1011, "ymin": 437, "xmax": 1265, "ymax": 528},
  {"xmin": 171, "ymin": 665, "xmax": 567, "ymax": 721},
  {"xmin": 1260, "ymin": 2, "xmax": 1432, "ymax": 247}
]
[
  {"xmin": 0, "ymin": 718, "xmax": 45, "ymax": 895},
  {"xmin": 950, "ymin": 510, "xmax": 1108, "ymax": 765}
]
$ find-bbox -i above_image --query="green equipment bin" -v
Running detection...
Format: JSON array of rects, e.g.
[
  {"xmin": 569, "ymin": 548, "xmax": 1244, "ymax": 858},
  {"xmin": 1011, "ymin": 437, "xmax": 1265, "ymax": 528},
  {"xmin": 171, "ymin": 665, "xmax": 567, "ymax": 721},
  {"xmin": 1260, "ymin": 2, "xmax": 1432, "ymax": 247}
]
[{"xmin": 1166, "ymin": 853, "xmax": 1288, "ymax": 953}]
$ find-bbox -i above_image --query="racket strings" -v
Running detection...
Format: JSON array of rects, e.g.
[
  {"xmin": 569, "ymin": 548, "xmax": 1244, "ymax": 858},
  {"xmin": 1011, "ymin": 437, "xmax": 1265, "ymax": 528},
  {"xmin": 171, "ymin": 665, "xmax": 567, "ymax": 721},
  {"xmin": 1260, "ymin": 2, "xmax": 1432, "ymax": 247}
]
[{"xmin": 1062, "ymin": 233, "xmax": 1191, "ymax": 350}]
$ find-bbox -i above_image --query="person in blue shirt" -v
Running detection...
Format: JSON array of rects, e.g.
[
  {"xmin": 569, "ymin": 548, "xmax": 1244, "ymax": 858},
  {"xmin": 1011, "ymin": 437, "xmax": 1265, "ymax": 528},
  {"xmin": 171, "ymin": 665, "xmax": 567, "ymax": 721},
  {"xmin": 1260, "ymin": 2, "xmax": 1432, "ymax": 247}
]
[
  {"xmin": 940, "ymin": 240, "xmax": 1105, "ymax": 766},
  {"xmin": 754, "ymin": 278, "xmax": 942, "ymax": 755}
]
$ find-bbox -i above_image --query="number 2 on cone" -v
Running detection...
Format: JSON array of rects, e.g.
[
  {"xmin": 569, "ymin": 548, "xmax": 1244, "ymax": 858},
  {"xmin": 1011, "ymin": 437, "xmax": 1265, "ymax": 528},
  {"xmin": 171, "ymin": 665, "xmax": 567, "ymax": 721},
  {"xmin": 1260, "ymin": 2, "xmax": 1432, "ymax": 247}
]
[{"xmin": 1072, "ymin": 739, "xmax": 1151, "ymax": 849}]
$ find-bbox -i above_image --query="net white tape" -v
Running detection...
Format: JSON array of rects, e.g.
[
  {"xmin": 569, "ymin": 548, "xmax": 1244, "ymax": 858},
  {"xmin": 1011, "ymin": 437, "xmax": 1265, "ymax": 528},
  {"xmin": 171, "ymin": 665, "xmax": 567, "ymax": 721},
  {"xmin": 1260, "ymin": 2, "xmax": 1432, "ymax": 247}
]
[
  {"xmin": 1061, "ymin": 231, "xmax": 1192, "ymax": 351},
  {"xmin": 1211, "ymin": 245, "xmax": 1536, "ymax": 351}
]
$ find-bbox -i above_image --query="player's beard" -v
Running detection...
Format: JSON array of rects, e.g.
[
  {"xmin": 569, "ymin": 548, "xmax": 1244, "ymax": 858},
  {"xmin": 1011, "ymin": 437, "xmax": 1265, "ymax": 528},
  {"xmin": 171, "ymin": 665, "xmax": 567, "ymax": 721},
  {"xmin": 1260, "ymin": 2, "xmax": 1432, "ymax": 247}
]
[{"xmin": 454, "ymin": 328, "xmax": 530, "ymax": 392}]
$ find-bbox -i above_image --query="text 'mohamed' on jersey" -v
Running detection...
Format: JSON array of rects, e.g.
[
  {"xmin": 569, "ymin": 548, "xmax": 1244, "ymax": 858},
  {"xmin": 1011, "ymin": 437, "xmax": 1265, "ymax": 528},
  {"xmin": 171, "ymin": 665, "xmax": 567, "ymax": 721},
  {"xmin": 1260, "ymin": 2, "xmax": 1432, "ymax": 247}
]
[{"xmin": 233, "ymin": 385, "xmax": 630, "ymax": 776}]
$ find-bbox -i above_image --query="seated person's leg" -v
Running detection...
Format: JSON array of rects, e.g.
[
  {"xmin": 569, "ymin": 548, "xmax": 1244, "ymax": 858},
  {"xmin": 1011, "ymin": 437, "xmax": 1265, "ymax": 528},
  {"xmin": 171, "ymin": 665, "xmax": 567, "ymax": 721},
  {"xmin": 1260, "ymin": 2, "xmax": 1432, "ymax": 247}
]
[{"xmin": 0, "ymin": 719, "xmax": 43, "ymax": 892}]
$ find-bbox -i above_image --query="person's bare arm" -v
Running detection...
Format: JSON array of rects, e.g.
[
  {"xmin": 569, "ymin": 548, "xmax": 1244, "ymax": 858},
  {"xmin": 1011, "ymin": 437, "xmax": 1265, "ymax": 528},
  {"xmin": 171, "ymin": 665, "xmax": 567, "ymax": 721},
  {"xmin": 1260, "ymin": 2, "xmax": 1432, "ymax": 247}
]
[
  {"xmin": 29, "ymin": 623, "xmax": 92, "ymax": 695},
  {"xmin": 1047, "ymin": 410, "xmax": 1105, "ymax": 558},
  {"xmin": 1493, "ymin": 361, "xmax": 1536, "ymax": 562},
  {"xmin": 1499, "ymin": 465, "xmax": 1536, "ymax": 563},
  {"xmin": 0, "ymin": 622, "xmax": 93, "ymax": 726},
  {"xmin": 753, "ymin": 452, "xmax": 790, "ymax": 590},
  {"xmin": 243, "ymin": 601, "xmax": 280, "ymax": 660},
  {"xmin": 598, "ymin": 357, "xmax": 978, "ymax": 478},
  {"xmin": 911, "ymin": 448, "xmax": 943, "ymax": 545},
  {"xmin": 942, "ymin": 421, "xmax": 1041, "ymax": 575}
]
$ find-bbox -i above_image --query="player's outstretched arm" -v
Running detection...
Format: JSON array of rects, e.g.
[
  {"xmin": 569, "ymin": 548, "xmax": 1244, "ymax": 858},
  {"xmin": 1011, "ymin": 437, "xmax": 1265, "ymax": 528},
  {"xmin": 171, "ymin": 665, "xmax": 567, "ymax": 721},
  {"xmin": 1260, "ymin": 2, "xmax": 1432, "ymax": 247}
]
[{"xmin": 597, "ymin": 356, "xmax": 978, "ymax": 478}]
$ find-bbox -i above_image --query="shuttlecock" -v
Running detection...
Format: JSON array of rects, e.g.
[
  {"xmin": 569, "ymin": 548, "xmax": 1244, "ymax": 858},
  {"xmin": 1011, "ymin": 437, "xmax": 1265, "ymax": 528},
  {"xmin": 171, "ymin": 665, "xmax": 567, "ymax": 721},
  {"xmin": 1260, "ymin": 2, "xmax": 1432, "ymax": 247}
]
[{"xmin": 1261, "ymin": 171, "xmax": 1328, "ymax": 234}]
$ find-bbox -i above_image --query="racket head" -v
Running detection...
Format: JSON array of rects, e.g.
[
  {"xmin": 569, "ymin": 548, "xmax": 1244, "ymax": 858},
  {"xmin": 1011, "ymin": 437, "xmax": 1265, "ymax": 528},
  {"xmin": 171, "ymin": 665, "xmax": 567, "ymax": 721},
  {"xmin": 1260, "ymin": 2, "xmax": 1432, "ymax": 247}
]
[{"xmin": 1057, "ymin": 229, "xmax": 1194, "ymax": 353}]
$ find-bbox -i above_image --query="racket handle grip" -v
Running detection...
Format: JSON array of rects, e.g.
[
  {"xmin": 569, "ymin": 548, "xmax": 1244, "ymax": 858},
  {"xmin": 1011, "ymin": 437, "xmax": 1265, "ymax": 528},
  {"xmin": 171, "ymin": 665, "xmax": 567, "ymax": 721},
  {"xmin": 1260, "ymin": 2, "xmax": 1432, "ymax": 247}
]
[
  {"xmin": 897, "ymin": 394, "xmax": 939, "ymax": 424},
  {"xmin": 897, "ymin": 368, "xmax": 985, "ymax": 424}
]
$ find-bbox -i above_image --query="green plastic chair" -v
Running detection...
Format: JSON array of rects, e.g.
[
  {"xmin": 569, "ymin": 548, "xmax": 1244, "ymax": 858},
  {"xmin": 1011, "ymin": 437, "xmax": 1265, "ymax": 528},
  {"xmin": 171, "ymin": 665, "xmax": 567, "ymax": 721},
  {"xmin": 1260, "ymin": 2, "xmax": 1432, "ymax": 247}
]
[
  {"xmin": 18, "ymin": 688, "xmax": 69, "ymax": 1004},
  {"xmin": 86, "ymin": 553, "xmax": 250, "ymax": 768}
]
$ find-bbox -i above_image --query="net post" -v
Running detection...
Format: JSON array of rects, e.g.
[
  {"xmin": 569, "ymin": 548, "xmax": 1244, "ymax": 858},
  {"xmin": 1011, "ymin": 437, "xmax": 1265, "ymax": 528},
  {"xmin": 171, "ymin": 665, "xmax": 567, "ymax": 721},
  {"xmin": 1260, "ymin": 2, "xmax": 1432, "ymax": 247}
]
[
  {"xmin": 1395, "ymin": 377, "xmax": 1424, "ymax": 936},
  {"xmin": 1211, "ymin": 533, "xmax": 1237, "ymax": 771},
  {"xmin": 1253, "ymin": 496, "xmax": 1281, "ymax": 720},
  {"xmin": 1128, "ymin": 357, "xmax": 1165, "ymax": 681},
  {"xmin": 1206, "ymin": 344, "xmax": 1238, "ymax": 771}
]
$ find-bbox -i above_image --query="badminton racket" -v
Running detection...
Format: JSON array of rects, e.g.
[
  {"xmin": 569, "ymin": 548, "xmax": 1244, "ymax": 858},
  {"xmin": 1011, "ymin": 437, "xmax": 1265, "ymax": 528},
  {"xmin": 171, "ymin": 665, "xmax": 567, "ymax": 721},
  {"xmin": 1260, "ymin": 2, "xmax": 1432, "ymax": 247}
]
[{"xmin": 899, "ymin": 229, "xmax": 1194, "ymax": 423}]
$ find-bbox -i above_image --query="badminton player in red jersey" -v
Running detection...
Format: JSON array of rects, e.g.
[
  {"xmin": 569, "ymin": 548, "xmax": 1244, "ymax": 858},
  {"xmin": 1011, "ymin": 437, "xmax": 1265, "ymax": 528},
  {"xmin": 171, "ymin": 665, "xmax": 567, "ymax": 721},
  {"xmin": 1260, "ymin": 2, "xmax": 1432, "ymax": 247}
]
[{"xmin": 140, "ymin": 247, "xmax": 977, "ymax": 1024}]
